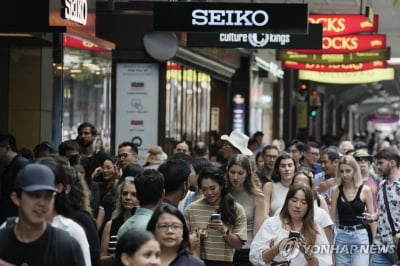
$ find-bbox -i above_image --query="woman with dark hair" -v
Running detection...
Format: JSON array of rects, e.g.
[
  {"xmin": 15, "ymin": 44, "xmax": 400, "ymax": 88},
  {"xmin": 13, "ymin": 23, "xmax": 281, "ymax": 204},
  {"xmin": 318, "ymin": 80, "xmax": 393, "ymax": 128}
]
[
  {"xmin": 263, "ymin": 152, "xmax": 297, "ymax": 217},
  {"xmin": 115, "ymin": 229, "xmax": 160, "ymax": 266},
  {"xmin": 250, "ymin": 183, "xmax": 332, "ymax": 266},
  {"xmin": 100, "ymin": 177, "xmax": 138, "ymax": 266},
  {"xmin": 147, "ymin": 205, "xmax": 205, "ymax": 266},
  {"xmin": 184, "ymin": 166, "xmax": 247, "ymax": 266},
  {"xmin": 179, "ymin": 157, "xmax": 212, "ymax": 212}
]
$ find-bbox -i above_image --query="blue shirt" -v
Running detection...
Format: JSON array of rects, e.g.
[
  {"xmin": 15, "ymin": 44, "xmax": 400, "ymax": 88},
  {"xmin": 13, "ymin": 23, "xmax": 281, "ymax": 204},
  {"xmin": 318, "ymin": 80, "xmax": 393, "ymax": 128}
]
[{"xmin": 117, "ymin": 207, "xmax": 153, "ymax": 239}]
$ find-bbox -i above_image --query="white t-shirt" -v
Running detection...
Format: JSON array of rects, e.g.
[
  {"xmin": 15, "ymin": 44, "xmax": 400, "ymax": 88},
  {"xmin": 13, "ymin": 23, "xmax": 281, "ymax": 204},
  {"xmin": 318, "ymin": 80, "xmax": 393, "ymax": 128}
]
[{"xmin": 250, "ymin": 216, "xmax": 332, "ymax": 266}]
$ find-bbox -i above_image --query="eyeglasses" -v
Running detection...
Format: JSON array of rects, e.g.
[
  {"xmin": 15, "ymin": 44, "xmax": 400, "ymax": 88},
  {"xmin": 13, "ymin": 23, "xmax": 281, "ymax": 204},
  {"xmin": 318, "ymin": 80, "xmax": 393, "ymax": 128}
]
[
  {"xmin": 24, "ymin": 191, "xmax": 57, "ymax": 201},
  {"xmin": 176, "ymin": 149, "xmax": 188, "ymax": 153},
  {"xmin": 355, "ymin": 156, "xmax": 371, "ymax": 162},
  {"xmin": 156, "ymin": 223, "xmax": 183, "ymax": 232},
  {"xmin": 117, "ymin": 153, "xmax": 136, "ymax": 159}
]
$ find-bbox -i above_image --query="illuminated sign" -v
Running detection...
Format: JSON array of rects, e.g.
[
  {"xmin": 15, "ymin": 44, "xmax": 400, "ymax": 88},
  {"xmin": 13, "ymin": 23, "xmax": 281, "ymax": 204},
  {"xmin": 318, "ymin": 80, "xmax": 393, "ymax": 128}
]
[
  {"xmin": 299, "ymin": 68, "xmax": 394, "ymax": 84},
  {"xmin": 282, "ymin": 60, "xmax": 387, "ymax": 72},
  {"xmin": 277, "ymin": 48, "xmax": 390, "ymax": 64},
  {"xmin": 63, "ymin": 0, "xmax": 87, "ymax": 25},
  {"xmin": 187, "ymin": 24, "xmax": 322, "ymax": 49},
  {"xmin": 63, "ymin": 36, "xmax": 109, "ymax": 52},
  {"xmin": 153, "ymin": 3, "xmax": 308, "ymax": 33},
  {"xmin": 308, "ymin": 14, "xmax": 378, "ymax": 36},
  {"xmin": 289, "ymin": 34, "xmax": 385, "ymax": 54}
]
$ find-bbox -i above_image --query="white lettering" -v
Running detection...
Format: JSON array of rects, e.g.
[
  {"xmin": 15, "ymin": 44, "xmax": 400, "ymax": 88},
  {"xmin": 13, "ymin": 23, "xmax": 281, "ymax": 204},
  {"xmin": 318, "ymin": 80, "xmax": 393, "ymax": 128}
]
[
  {"xmin": 64, "ymin": 0, "xmax": 87, "ymax": 25},
  {"xmin": 192, "ymin": 9, "xmax": 269, "ymax": 27}
]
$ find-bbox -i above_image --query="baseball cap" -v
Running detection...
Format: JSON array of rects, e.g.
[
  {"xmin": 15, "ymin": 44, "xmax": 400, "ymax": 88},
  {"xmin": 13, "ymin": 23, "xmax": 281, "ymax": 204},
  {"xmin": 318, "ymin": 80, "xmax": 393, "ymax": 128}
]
[
  {"xmin": 15, "ymin": 163, "xmax": 57, "ymax": 192},
  {"xmin": 353, "ymin": 149, "xmax": 373, "ymax": 162}
]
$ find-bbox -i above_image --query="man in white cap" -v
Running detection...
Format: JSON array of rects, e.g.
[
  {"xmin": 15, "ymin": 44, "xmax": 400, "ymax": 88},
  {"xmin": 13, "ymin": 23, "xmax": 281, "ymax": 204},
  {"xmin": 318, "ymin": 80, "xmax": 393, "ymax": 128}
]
[
  {"xmin": 220, "ymin": 130, "xmax": 253, "ymax": 173},
  {"xmin": 0, "ymin": 163, "xmax": 85, "ymax": 265}
]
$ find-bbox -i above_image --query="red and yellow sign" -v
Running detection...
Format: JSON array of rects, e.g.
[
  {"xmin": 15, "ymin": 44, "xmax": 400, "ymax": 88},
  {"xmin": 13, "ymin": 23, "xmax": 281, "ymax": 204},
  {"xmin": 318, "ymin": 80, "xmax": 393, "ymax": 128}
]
[
  {"xmin": 289, "ymin": 34, "xmax": 385, "ymax": 54},
  {"xmin": 299, "ymin": 68, "xmax": 394, "ymax": 84},
  {"xmin": 309, "ymin": 14, "xmax": 378, "ymax": 36},
  {"xmin": 282, "ymin": 60, "xmax": 387, "ymax": 72},
  {"xmin": 63, "ymin": 35, "xmax": 110, "ymax": 52},
  {"xmin": 277, "ymin": 48, "xmax": 390, "ymax": 64}
]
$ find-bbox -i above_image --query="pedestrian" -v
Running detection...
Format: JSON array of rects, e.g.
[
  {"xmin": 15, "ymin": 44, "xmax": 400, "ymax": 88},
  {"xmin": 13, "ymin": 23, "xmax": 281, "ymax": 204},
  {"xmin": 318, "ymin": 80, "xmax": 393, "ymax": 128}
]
[
  {"xmin": 115, "ymin": 229, "xmax": 160, "ymax": 266},
  {"xmin": 0, "ymin": 163, "xmax": 85, "ymax": 265},
  {"xmin": 250, "ymin": 183, "xmax": 332, "ymax": 266},
  {"xmin": 147, "ymin": 205, "xmax": 205, "ymax": 266}
]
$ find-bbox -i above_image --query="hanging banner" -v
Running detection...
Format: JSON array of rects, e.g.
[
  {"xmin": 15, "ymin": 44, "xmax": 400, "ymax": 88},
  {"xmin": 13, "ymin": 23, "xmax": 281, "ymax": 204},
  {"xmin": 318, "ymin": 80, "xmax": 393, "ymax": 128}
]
[
  {"xmin": 186, "ymin": 24, "xmax": 322, "ymax": 49},
  {"xmin": 309, "ymin": 14, "xmax": 378, "ymax": 36},
  {"xmin": 368, "ymin": 114, "xmax": 399, "ymax": 123},
  {"xmin": 153, "ymin": 2, "xmax": 309, "ymax": 33},
  {"xmin": 299, "ymin": 68, "xmax": 394, "ymax": 84},
  {"xmin": 277, "ymin": 47, "xmax": 390, "ymax": 64},
  {"xmin": 282, "ymin": 60, "xmax": 387, "ymax": 72},
  {"xmin": 288, "ymin": 34, "xmax": 385, "ymax": 54}
]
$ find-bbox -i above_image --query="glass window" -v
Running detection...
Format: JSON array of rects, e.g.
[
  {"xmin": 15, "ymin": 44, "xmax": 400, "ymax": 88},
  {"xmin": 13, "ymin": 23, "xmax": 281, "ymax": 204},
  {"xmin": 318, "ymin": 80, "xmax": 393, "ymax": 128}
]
[
  {"xmin": 165, "ymin": 61, "xmax": 211, "ymax": 145},
  {"xmin": 61, "ymin": 37, "xmax": 112, "ymax": 153}
]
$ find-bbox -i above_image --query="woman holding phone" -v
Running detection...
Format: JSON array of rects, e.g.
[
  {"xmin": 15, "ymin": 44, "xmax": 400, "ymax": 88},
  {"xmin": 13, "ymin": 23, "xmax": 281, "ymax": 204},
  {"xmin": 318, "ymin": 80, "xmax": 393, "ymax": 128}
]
[
  {"xmin": 330, "ymin": 155, "xmax": 375, "ymax": 266},
  {"xmin": 250, "ymin": 183, "xmax": 332, "ymax": 266},
  {"xmin": 184, "ymin": 166, "xmax": 247, "ymax": 266}
]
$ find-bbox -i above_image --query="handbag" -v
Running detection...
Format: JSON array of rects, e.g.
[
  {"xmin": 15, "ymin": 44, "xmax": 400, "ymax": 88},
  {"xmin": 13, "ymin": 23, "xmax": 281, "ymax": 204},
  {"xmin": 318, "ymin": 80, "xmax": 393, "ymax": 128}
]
[
  {"xmin": 382, "ymin": 182, "xmax": 400, "ymax": 258},
  {"xmin": 339, "ymin": 185, "xmax": 373, "ymax": 244}
]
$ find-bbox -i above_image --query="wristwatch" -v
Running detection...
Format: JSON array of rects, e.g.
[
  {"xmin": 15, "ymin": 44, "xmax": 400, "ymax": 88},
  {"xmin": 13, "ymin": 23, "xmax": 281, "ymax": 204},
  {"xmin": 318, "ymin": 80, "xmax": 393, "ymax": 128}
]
[{"xmin": 223, "ymin": 229, "xmax": 229, "ymax": 237}]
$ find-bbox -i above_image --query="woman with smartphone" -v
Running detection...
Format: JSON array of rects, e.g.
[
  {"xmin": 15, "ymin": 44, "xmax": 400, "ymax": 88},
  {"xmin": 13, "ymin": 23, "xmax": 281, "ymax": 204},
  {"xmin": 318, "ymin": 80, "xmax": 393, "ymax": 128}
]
[
  {"xmin": 330, "ymin": 155, "xmax": 376, "ymax": 266},
  {"xmin": 226, "ymin": 154, "xmax": 267, "ymax": 266},
  {"xmin": 250, "ymin": 183, "xmax": 332, "ymax": 266},
  {"xmin": 184, "ymin": 166, "xmax": 248, "ymax": 266}
]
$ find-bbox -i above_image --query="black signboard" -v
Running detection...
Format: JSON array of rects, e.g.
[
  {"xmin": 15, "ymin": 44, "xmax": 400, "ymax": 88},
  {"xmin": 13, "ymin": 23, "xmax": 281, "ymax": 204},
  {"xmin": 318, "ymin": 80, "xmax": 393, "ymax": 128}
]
[
  {"xmin": 153, "ymin": 2, "xmax": 308, "ymax": 34},
  {"xmin": 186, "ymin": 24, "xmax": 322, "ymax": 49}
]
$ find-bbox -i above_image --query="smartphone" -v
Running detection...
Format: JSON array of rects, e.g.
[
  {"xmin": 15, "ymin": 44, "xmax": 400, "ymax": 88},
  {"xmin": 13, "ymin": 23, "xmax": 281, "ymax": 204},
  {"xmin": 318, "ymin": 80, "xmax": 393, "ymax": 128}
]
[
  {"xmin": 356, "ymin": 216, "xmax": 368, "ymax": 220},
  {"xmin": 210, "ymin": 213, "xmax": 221, "ymax": 220},
  {"xmin": 289, "ymin": 231, "xmax": 300, "ymax": 238}
]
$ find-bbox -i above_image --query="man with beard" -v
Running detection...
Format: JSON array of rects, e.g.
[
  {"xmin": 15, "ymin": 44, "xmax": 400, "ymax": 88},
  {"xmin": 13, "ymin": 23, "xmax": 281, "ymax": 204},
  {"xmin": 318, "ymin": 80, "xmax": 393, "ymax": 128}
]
[
  {"xmin": 77, "ymin": 122, "xmax": 108, "ymax": 217},
  {"xmin": 364, "ymin": 148, "xmax": 400, "ymax": 265},
  {"xmin": 77, "ymin": 122, "xmax": 108, "ymax": 175}
]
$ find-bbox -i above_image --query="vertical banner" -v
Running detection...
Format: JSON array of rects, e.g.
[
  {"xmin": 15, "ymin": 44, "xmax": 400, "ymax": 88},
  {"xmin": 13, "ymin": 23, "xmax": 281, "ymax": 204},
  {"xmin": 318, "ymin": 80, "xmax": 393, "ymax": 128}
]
[
  {"xmin": 115, "ymin": 63, "xmax": 159, "ymax": 165},
  {"xmin": 297, "ymin": 101, "xmax": 308, "ymax": 129},
  {"xmin": 233, "ymin": 94, "xmax": 245, "ymax": 133}
]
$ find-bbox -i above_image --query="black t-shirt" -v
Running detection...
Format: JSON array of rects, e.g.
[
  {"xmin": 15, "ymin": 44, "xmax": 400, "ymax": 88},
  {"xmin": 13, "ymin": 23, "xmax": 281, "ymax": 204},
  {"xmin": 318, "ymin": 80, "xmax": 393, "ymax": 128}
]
[{"xmin": 0, "ymin": 224, "xmax": 85, "ymax": 266}]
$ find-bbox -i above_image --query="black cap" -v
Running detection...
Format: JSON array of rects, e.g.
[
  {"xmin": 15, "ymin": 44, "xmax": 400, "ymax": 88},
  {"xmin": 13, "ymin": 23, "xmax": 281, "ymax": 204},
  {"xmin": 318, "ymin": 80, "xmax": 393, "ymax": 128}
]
[{"xmin": 15, "ymin": 164, "xmax": 57, "ymax": 192}]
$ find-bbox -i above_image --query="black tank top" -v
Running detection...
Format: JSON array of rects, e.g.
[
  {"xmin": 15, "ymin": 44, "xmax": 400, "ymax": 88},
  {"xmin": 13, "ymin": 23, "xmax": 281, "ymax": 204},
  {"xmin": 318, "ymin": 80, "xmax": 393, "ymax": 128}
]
[{"xmin": 337, "ymin": 185, "xmax": 364, "ymax": 226}]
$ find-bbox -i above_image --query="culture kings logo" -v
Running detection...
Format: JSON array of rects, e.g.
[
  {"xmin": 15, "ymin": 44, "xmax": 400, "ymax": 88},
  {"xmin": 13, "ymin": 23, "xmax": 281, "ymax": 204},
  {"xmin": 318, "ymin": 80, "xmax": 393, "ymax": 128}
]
[
  {"xmin": 219, "ymin": 32, "xmax": 290, "ymax": 47},
  {"xmin": 192, "ymin": 9, "xmax": 269, "ymax": 27}
]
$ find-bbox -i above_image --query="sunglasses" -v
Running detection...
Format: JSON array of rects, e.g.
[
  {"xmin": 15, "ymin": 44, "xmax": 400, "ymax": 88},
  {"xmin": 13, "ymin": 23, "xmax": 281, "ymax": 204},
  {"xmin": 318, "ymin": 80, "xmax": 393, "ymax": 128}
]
[{"xmin": 354, "ymin": 156, "xmax": 371, "ymax": 162}]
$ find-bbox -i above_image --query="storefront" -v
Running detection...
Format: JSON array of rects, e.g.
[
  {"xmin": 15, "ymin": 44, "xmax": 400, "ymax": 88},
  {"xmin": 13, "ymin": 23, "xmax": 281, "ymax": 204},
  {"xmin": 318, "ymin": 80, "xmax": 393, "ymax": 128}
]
[{"xmin": 0, "ymin": 0, "xmax": 114, "ymax": 151}]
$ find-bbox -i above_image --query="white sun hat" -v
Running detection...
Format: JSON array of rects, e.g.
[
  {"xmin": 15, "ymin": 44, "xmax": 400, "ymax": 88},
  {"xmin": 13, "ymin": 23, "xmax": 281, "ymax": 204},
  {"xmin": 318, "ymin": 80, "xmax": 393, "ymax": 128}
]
[{"xmin": 220, "ymin": 130, "xmax": 253, "ymax": 156}]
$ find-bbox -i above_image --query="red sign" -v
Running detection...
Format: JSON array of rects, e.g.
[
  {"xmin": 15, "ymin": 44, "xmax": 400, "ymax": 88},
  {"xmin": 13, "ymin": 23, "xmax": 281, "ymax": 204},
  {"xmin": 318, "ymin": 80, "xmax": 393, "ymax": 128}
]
[
  {"xmin": 309, "ymin": 14, "xmax": 378, "ymax": 36},
  {"xmin": 282, "ymin": 60, "xmax": 387, "ymax": 72},
  {"xmin": 63, "ymin": 35, "xmax": 110, "ymax": 52},
  {"xmin": 368, "ymin": 114, "xmax": 399, "ymax": 123},
  {"xmin": 288, "ymin": 34, "xmax": 385, "ymax": 54}
]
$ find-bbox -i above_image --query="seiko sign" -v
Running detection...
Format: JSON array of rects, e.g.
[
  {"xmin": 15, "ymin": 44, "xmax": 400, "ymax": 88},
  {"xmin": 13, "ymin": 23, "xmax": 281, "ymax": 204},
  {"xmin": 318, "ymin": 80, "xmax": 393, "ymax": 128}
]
[
  {"xmin": 63, "ymin": 0, "xmax": 88, "ymax": 25},
  {"xmin": 154, "ymin": 3, "xmax": 308, "ymax": 33},
  {"xmin": 192, "ymin": 10, "xmax": 269, "ymax": 26}
]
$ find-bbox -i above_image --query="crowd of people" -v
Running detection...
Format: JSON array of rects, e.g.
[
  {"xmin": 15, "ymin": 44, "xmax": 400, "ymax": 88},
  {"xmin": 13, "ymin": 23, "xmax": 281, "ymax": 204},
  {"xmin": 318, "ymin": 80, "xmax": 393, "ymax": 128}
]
[{"xmin": 0, "ymin": 124, "xmax": 400, "ymax": 266}]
